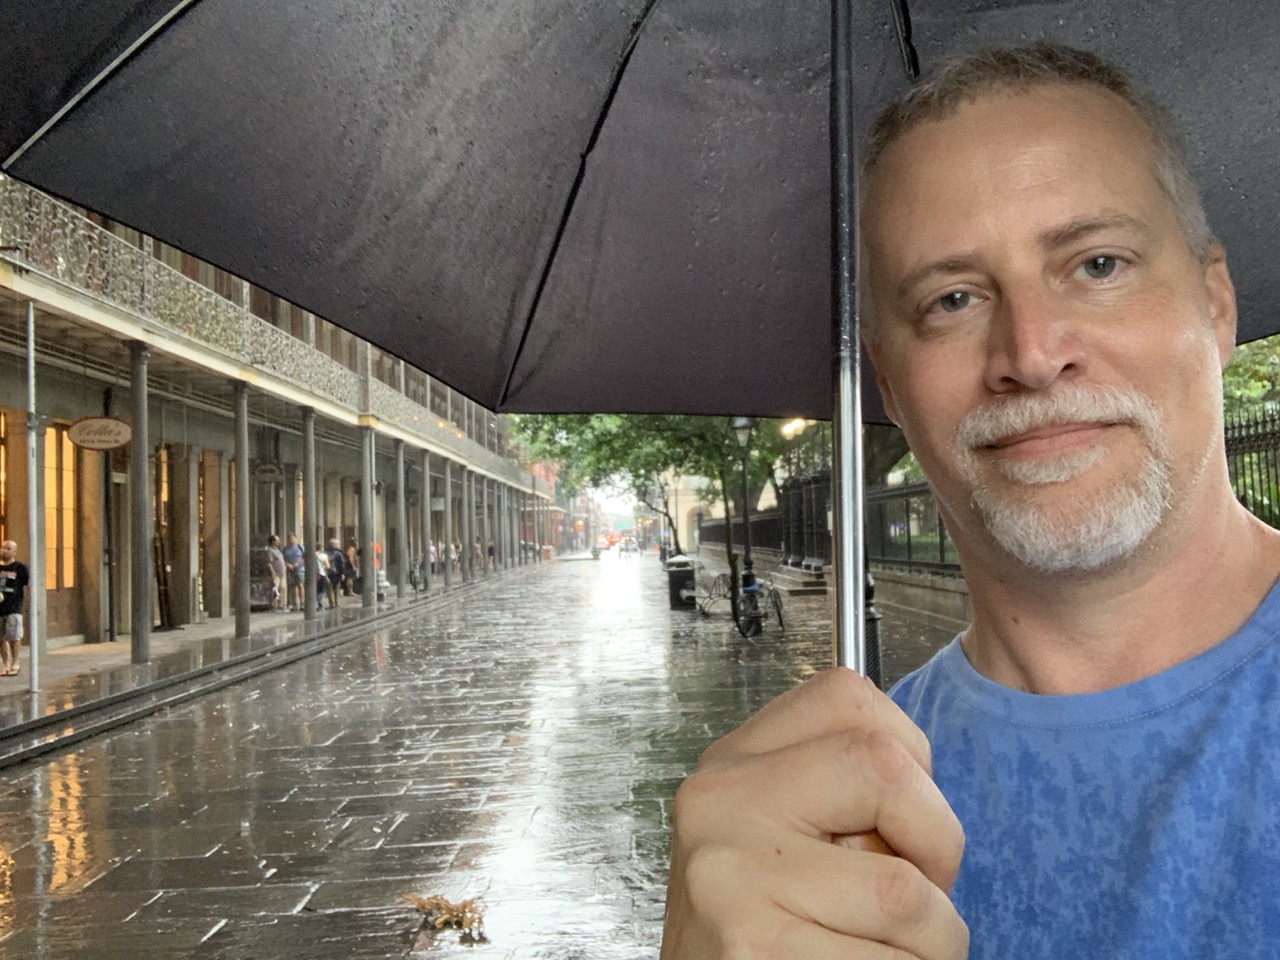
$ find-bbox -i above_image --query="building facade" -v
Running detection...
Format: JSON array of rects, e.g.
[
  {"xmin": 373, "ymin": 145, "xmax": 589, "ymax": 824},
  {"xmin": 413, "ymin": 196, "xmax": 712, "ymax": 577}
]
[{"xmin": 0, "ymin": 174, "xmax": 551, "ymax": 648}]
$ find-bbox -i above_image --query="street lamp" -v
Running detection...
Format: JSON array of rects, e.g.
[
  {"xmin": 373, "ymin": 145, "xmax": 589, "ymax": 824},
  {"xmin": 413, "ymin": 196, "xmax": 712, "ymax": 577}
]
[{"xmin": 731, "ymin": 416, "xmax": 759, "ymax": 634}]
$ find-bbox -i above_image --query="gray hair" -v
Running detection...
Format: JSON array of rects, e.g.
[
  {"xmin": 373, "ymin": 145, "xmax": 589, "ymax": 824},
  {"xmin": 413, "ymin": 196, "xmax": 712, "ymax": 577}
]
[{"xmin": 862, "ymin": 43, "xmax": 1214, "ymax": 262}]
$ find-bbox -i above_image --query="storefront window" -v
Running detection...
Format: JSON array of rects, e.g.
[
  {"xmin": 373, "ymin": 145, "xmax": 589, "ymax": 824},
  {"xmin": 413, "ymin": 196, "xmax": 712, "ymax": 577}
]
[{"xmin": 43, "ymin": 427, "xmax": 77, "ymax": 590}]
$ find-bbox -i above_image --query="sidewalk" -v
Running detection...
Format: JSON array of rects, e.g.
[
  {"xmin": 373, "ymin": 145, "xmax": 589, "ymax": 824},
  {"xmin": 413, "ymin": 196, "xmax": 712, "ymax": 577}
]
[
  {"xmin": 0, "ymin": 552, "xmax": 953, "ymax": 959},
  {"xmin": 0, "ymin": 566, "xmax": 530, "ymax": 735}
]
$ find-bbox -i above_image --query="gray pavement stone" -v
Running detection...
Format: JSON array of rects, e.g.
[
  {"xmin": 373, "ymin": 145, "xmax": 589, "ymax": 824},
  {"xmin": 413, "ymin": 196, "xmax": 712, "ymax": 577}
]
[{"xmin": 0, "ymin": 551, "xmax": 954, "ymax": 958}]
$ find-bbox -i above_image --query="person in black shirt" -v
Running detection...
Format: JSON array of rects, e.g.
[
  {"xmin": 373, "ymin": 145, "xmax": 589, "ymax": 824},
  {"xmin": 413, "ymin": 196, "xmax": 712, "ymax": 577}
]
[
  {"xmin": 324, "ymin": 539, "xmax": 346, "ymax": 608},
  {"xmin": 0, "ymin": 541, "xmax": 31, "ymax": 677}
]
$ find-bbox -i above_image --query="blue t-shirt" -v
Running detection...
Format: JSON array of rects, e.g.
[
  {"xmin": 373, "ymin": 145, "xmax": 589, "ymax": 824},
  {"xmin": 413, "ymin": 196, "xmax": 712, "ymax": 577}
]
[{"xmin": 890, "ymin": 580, "xmax": 1280, "ymax": 959}]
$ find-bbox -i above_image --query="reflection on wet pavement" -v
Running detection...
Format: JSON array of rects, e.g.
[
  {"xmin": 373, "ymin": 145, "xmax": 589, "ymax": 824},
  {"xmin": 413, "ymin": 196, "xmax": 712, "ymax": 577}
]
[{"xmin": 0, "ymin": 556, "xmax": 954, "ymax": 958}]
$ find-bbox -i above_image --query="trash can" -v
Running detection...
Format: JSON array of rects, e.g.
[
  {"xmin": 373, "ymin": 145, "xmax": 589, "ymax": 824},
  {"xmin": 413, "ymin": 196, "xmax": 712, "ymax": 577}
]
[{"xmin": 666, "ymin": 554, "xmax": 696, "ymax": 609}]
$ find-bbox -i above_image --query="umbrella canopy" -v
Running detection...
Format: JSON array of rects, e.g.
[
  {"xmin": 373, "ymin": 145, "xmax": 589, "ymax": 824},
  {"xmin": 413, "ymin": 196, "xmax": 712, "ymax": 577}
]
[{"xmin": 4, "ymin": 2, "xmax": 1278, "ymax": 420}]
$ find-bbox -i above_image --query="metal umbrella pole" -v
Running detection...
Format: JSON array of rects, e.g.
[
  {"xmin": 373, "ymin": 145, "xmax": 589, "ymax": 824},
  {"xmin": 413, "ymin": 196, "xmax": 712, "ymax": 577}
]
[{"xmin": 829, "ymin": 0, "xmax": 866, "ymax": 674}]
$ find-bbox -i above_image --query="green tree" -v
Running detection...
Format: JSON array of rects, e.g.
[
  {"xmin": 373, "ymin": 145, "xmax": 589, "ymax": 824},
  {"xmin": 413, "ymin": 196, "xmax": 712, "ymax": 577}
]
[
  {"xmin": 1224, "ymin": 335, "xmax": 1280, "ymax": 417},
  {"xmin": 510, "ymin": 413, "xmax": 913, "ymax": 627},
  {"xmin": 510, "ymin": 414, "xmax": 745, "ymax": 556}
]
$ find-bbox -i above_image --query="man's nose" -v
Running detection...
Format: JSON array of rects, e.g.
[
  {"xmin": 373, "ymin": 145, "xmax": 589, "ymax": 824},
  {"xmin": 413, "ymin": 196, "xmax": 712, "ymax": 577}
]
[{"xmin": 983, "ymin": 284, "xmax": 1088, "ymax": 392}]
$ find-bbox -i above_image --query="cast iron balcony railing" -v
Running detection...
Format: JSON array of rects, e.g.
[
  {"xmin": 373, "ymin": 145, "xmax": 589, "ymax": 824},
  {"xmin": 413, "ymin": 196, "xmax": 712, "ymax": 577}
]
[{"xmin": 0, "ymin": 174, "xmax": 530, "ymax": 487}]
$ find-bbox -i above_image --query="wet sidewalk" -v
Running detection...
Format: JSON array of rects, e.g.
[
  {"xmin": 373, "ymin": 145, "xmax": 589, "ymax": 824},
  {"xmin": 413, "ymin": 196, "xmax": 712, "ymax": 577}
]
[
  {"xmin": 0, "ymin": 567, "xmax": 521, "ymax": 740},
  {"xmin": 0, "ymin": 552, "xmax": 955, "ymax": 959}
]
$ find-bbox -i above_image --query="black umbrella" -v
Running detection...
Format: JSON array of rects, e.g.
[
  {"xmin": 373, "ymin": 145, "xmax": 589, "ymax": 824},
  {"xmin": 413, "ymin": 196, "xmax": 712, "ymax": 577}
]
[{"xmin": 3, "ymin": 0, "xmax": 1278, "ymax": 667}]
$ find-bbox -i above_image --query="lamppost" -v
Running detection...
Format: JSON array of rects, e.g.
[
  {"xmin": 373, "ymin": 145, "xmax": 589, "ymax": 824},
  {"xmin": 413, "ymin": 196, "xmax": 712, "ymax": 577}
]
[
  {"xmin": 780, "ymin": 418, "xmax": 808, "ymax": 565},
  {"xmin": 732, "ymin": 416, "xmax": 760, "ymax": 634}
]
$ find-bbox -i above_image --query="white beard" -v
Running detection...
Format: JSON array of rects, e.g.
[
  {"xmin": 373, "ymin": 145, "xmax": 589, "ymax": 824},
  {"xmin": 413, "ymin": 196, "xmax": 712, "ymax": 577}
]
[{"xmin": 954, "ymin": 384, "xmax": 1172, "ymax": 573}]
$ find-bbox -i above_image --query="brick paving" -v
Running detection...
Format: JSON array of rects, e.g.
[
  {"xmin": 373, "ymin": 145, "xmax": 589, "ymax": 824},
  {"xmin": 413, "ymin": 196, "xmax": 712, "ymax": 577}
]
[{"xmin": 0, "ymin": 551, "xmax": 954, "ymax": 959}]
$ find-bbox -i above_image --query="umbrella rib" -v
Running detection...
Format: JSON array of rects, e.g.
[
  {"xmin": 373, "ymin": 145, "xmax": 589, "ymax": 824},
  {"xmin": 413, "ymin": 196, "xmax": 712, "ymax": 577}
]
[
  {"xmin": 497, "ymin": 0, "xmax": 666, "ymax": 410},
  {"xmin": 889, "ymin": 0, "xmax": 920, "ymax": 80},
  {"xmin": 2, "ymin": 0, "xmax": 202, "ymax": 171}
]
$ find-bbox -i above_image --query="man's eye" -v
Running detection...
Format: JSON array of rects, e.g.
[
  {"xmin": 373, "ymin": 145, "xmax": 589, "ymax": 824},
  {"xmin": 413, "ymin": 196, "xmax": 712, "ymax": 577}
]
[
  {"xmin": 936, "ymin": 291, "xmax": 972, "ymax": 313},
  {"xmin": 1080, "ymin": 255, "xmax": 1118, "ymax": 279}
]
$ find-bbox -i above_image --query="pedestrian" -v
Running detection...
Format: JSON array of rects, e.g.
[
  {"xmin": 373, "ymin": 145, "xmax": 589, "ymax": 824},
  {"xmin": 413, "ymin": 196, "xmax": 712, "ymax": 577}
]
[
  {"xmin": 486, "ymin": 538, "xmax": 496, "ymax": 570},
  {"xmin": 313, "ymin": 543, "xmax": 332, "ymax": 610},
  {"xmin": 282, "ymin": 533, "xmax": 305, "ymax": 611},
  {"xmin": 428, "ymin": 540, "xmax": 438, "ymax": 576},
  {"xmin": 450, "ymin": 540, "xmax": 460, "ymax": 574},
  {"xmin": 662, "ymin": 43, "xmax": 1280, "ymax": 960},
  {"xmin": 344, "ymin": 539, "xmax": 360, "ymax": 595},
  {"xmin": 0, "ymin": 540, "xmax": 30, "ymax": 677},
  {"xmin": 325, "ymin": 538, "xmax": 346, "ymax": 607},
  {"xmin": 265, "ymin": 534, "xmax": 286, "ymax": 611}
]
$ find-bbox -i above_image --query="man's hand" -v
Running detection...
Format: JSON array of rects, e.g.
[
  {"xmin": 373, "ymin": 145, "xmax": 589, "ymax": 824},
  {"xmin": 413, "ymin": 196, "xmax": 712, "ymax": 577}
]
[{"xmin": 660, "ymin": 667, "xmax": 968, "ymax": 959}]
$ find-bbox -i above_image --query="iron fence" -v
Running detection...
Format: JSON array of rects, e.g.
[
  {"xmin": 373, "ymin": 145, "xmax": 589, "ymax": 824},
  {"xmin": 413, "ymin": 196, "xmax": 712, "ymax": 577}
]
[
  {"xmin": 863, "ymin": 407, "xmax": 1280, "ymax": 576},
  {"xmin": 866, "ymin": 482, "xmax": 961, "ymax": 575},
  {"xmin": 1226, "ymin": 406, "xmax": 1280, "ymax": 527},
  {"xmin": 699, "ymin": 510, "xmax": 784, "ymax": 557}
]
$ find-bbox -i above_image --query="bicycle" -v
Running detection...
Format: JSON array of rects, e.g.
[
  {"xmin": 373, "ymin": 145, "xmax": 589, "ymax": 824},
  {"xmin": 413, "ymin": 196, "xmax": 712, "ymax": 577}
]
[
  {"xmin": 694, "ymin": 568, "xmax": 785, "ymax": 637},
  {"xmin": 736, "ymin": 570, "xmax": 785, "ymax": 638}
]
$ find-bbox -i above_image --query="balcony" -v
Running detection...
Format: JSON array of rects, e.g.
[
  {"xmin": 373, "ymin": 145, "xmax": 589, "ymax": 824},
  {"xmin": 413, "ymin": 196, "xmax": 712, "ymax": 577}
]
[{"xmin": 0, "ymin": 175, "xmax": 532, "ymax": 487}]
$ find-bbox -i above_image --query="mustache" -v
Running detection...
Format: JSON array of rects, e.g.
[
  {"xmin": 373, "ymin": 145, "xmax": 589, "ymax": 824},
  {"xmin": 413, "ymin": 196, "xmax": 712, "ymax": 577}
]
[{"xmin": 954, "ymin": 384, "xmax": 1162, "ymax": 450}]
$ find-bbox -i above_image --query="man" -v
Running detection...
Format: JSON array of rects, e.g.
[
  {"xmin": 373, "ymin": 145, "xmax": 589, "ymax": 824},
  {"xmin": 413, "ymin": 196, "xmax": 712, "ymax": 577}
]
[
  {"xmin": 313, "ymin": 541, "xmax": 332, "ymax": 611},
  {"xmin": 325, "ymin": 538, "xmax": 346, "ymax": 606},
  {"xmin": 282, "ymin": 533, "xmax": 305, "ymax": 611},
  {"xmin": 0, "ymin": 541, "xmax": 29, "ymax": 677},
  {"xmin": 345, "ymin": 539, "xmax": 360, "ymax": 595},
  {"xmin": 661, "ymin": 44, "xmax": 1280, "ymax": 959},
  {"xmin": 265, "ymin": 534, "xmax": 286, "ymax": 611}
]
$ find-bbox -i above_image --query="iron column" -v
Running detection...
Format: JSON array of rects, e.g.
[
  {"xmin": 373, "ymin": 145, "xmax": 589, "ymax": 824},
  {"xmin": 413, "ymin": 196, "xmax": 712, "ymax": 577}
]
[
  {"xmin": 129, "ymin": 341, "xmax": 151, "ymax": 664},
  {"xmin": 302, "ymin": 406, "xmax": 317, "ymax": 621},
  {"xmin": 360, "ymin": 426, "xmax": 375, "ymax": 608},
  {"xmin": 395, "ymin": 439, "xmax": 408, "ymax": 598},
  {"xmin": 234, "ymin": 382, "xmax": 250, "ymax": 638},
  {"xmin": 25, "ymin": 302, "xmax": 43, "ymax": 691},
  {"xmin": 421, "ymin": 448, "xmax": 432, "ymax": 590},
  {"xmin": 481, "ymin": 477, "xmax": 490, "ymax": 575}
]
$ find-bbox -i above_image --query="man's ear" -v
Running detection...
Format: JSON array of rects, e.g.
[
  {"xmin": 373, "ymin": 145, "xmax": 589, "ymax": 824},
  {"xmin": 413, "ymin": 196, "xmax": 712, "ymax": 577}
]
[
  {"xmin": 1204, "ymin": 244, "xmax": 1238, "ymax": 370},
  {"xmin": 863, "ymin": 335, "xmax": 901, "ymax": 427}
]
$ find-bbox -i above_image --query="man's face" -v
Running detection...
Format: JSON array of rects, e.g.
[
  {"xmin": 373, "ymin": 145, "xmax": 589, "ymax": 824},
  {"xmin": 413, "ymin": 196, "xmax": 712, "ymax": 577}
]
[
  {"xmin": 862, "ymin": 84, "xmax": 1237, "ymax": 572},
  {"xmin": 287, "ymin": 535, "xmax": 297, "ymax": 546},
  {"xmin": 0, "ymin": 542, "xmax": 13, "ymax": 563}
]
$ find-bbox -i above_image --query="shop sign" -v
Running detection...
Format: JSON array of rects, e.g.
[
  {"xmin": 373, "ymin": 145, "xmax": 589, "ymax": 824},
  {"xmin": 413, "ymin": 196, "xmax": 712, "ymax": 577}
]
[
  {"xmin": 67, "ymin": 416, "xmax": 132, "ymax": 450},
  {"xmin": 255, "ymin": 462, "xmax": 285, "ymax": 483}
]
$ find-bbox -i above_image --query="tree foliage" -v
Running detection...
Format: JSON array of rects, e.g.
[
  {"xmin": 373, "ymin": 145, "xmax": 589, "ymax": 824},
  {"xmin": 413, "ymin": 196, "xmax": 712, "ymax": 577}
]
[
  {"xmin": 509, "ymin": 414, "xmax": 763, "ymax": 555},
  {"xmin": 509, "ymin": 414, "xmax": 912, "ymax": 548},
  {"xmin": 1224, "ymin": 335, "xmax": 1280, "ymax": 417}
]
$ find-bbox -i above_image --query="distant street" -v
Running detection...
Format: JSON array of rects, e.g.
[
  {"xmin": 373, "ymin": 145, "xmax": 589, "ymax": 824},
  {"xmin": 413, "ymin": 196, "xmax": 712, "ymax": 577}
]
[{"xmin": 0, "ymin": 552, "xmax": 953, "ymax": 959}]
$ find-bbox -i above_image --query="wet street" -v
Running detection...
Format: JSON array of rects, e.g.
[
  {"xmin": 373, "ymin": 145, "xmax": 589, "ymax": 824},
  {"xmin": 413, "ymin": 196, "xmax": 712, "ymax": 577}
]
[{"xmin": 0, "ymin": 554, "xmax": 954, "ymax": 959}]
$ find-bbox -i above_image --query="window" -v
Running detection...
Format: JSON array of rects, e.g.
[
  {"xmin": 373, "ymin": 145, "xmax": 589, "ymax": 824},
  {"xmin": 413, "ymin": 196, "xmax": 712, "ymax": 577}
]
[
  {"xmin": 43, "ymin": 427, "xmax": 77, "ymax": 590},
  {"xmin": 406, "ymin": 367, "xmax": 429, "ymax": 406},
  {"xmin": 249, "ymin": 284, "xmax": 273, "ymax": 321},
  {"xmin": 318, "ymin": 320, "xmax": 359, "ymax": 372},
  {"xmin": 214, "ymin": 268, "xmax": 243, "ymax": 305},
  {"xmin": 155, "ymin": 241, "xmax": 183, "ymax": 272},
  {"xmin": 107, "ymin": 220, "xmax": 143, "ymax": 248},
  {"xmin": 372, "ymin": 348, "xmax": 399, "ymax": 388}
]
